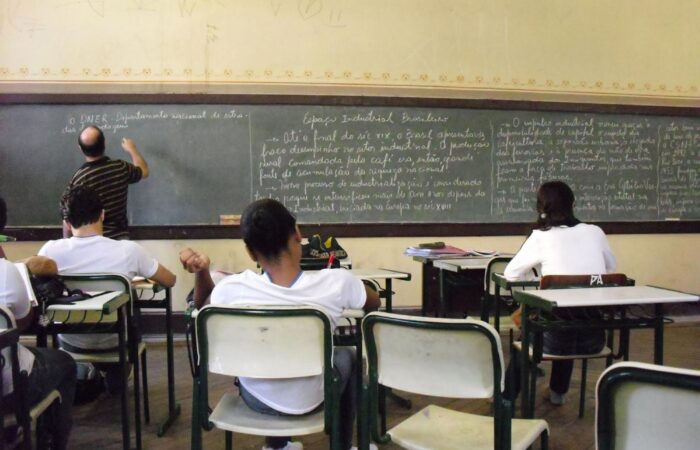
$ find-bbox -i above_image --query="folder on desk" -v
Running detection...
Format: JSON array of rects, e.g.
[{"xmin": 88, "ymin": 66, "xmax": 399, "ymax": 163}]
[
  {"xmin": 404, "ymin": 245, "xmax": 497, "ymax": 258},
  {"xmin": 14, "ymin": 262, "xmax": 38, "ymax": 307}
]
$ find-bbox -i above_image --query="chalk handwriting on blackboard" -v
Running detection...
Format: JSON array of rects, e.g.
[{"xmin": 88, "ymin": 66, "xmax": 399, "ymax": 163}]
[{"xmin": 1, "ymin": 104, "xmax": 698, "ymax": 226}]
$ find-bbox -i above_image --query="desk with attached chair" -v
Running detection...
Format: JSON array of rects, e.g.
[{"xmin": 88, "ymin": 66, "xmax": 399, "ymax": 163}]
[{"xmin": 513, "ymin": 285, "xmax": 699, "ymax": 418}]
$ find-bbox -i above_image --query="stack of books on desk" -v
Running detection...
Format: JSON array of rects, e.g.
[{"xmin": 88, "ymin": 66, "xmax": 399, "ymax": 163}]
[{"xmin": 404, "ymin": 245, "xmax": 497, "ymax": 258}]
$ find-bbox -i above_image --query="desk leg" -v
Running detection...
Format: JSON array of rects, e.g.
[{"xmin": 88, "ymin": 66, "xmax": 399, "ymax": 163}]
[
  {"xmin": 520, "ymin": 305, "xmax": 532, "ymax": 418},
  {"xmin": 129, "ymin": 307, "xmax": 143, "ymax": 450},
  {"xmin": 381, "ymin": 279, "xmax": 411, "ymax": 415},
  {"xmin": 420, "ymin": 263, "xmax": 429, "ymax": 316},
  {"xmin": 356, "ymin": 319, "xmax": 372, "ymax": 450},
  {"xmin": 494, "ymin": 287, "xmax": 501, "ymax": 332},
  {"xmin": 158, "ymin": 288, "xmax": 182, "ymax": 436},
  {"xmin": 438, "ymin": 269, "xmax": 445, "ymax": 318},
  {"xmin": 384, "ymin": 280, "xmax": 393, "ymax": 313},
  {"xmin": 654, "ymin": 304, "xmax": 664, "ymax": 365},
  {"xmin": 118, "ymin": 308, "xmax": 131, "ymax": 450}
]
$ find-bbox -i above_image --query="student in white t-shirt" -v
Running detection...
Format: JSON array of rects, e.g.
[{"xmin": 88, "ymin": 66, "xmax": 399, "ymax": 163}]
[
  {"xmin": 180, "ymin": 198, "xmax": 380, "ymax": 450},
  {"xmin": 38, "ymin": 185, "xmax": 176, "ymax": 393},
  {"xmin": 503, "ymin": 180, "xmax": 617, "ymax": 406},
  {"xmin": 0, "ymin": 197, "xmax": 77, "ymax": 450}
]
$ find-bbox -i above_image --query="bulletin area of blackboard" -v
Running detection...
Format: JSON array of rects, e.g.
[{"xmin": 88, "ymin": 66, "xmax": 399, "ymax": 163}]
[{"xmin": 1, "ymin": 99, "xmax": 698, "ymax": 236}]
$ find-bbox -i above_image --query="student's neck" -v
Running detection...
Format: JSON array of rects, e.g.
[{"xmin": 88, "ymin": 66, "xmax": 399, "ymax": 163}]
[
  {"xmin": 261, "ymin": 257, "xmax": 302, "ymax": 288},
  {"xmin": 85, "ymin": 155, "xmax": 104, "ymax": 162},
  {"xmin": 71, "ymin": 223, "xmax": 103, "ymax": 238}
]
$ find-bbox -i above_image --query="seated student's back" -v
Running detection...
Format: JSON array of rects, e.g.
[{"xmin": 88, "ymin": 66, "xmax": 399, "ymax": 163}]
[{"xmin": 504, "ymin": 222, "xmax": 615, "ymax": 279}]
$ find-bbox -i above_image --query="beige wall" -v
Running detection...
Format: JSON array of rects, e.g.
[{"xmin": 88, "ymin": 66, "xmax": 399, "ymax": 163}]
[
  {"xmin": 4, "ymin": 234, "xmax": 699, "ymax": 311},
  {"xmin": 1, "ymin": 0, "xmax": 699, "ymax": 105}
]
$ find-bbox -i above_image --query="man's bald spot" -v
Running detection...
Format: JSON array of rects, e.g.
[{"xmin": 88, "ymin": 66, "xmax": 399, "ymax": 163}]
[
  {"xmin": 78, "ymin": 125, "xmax": 105, "ymax": 157},
  {"xmin": 79, "ymin": 126, "xmax": 101, "ymax": 147}
]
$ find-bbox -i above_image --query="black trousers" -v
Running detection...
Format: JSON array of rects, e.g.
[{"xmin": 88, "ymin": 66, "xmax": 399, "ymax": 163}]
[{"xmin": 4, "ymin": 347, "xmax": 77, "ymax": 450}]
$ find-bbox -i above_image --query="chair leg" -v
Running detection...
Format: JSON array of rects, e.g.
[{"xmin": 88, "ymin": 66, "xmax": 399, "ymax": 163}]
[
  {"xmin": 379, "ymin": 385, "xmax": 387, "ymax": 435},
  {"xmin": 579, "ymin": 360, "xmax": 587, "ymax": 418},
  {"xmin": 225, "ymin": 431, "xmax": 232, "ymax": 450},
  {"xmin": 529, "ymin": 363, "xmax": 538, "ymax": 415},
  {"xmin": 541, "ymin": 429, "xmax": 549, "ymax": 450},
  {"xmin": 191, "ymin": 378, "xmax": 203, "ymax": 450},
  {"xmin": 141, "ymin": 348, "xmax": 150, "ymax": 424}
]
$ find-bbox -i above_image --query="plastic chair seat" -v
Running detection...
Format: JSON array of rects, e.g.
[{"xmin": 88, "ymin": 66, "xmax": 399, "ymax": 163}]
[
  {"xmin": 4, "ymin": 389, "xmax": 62, "ymax": 427},
  {"xmin": 389, "ymin": 405, "xmax": 549, "ymax": 450},
  {"xmin": 62, "ymin": 341, "xmax": 146, "ymax": 363},
  {"xmin": 513, "ymin": 341, "xmax": 612, "ymax": 361},
  {"xmin": 209, "ymin": 391, "xmax": 326, "ymax": 437}
]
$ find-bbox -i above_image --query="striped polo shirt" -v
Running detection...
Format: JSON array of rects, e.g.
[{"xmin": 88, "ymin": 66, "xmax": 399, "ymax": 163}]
[{"xmin": 62, "ymin": 156, "xmax": 142, "ymax": 239}]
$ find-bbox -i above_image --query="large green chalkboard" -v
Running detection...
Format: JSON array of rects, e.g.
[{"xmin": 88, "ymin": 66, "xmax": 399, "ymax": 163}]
[{"xmin": 1, "ymin": 104, "xmax": 698, "ymax": 226}]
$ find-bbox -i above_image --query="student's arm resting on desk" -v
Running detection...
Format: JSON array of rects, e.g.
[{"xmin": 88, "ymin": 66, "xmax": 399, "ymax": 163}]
[
  {"xmin": 22, "ymin": 255, "xmax": 58, "ymax": 276},
  {"xmin": 179, "ymin": 248, "xmax": 214, "ymax": 309},
  {"xmin": 363, "ymin": 285, "xmax": 381, "ymax": 312},
  {"xmin": 150, "ymin": 264, "xmax": 176, "ymax": 288},
  {"xmin": 121, "ymin": 138, "xmax": 150, "ymax": 179}
]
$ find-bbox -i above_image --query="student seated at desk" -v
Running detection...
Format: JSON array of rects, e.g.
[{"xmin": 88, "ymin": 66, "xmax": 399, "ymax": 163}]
[
  {"xmin": 38, "ymin": 185, "xmax": 176, "ymax": 394},
  {"xmin": 503, "ymin": 181, "xmax": 616, "ymax": 406},
  {"xmin": 180, "ymin": 198, "xmax": 380, "ymax": 450},
  {"xmin": 0, "ymin": 197, "xmax": 77, "ymax": 450}
]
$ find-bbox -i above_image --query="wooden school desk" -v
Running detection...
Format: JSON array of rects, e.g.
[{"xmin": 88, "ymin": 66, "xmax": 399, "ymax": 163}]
[
  {"xmin": 513, "ymin": 285, "xmax": 700, "ymax": 418},
  {"xmin": 42, "ymin": 291, "xmax": 134, "ymax": 450},
  {"xmin": 430, "ymin": 257, "xmax": 493, "ymax": 318},
  {"xmin": 132, "ymin": 279, "xmax": 181, "ymax": 436}
]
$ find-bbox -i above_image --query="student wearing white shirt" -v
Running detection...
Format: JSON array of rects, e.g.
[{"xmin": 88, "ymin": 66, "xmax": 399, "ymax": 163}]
[
  {"xmin": 503, "ymin": 181, "xmax": 617, "ymax": 405},
  {"xmin": 38, "ymin": 185, "xmax": 175, "ymax": 393},
  {"xmin": 0, "ymin": 197, "xmax": 77, "ymax": 450},
  {"xmin": 180, "ymin": 198, "xmax": 380, "ymax": 450}
]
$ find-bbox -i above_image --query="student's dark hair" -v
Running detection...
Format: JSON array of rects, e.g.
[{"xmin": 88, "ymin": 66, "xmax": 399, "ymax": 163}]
[
  {"xmin": 0, "ymin": 197, "xmax": 6, "ymax": 231},
  {"xmin": 535, "ymin": 180, "xmax": 581, "ymax": 230},
  {"xmin": 63, "ymin": 185, "xmax": 104, "ymax": 228},
  {"xmin": 78, "ymin": 125, "xmax": 106, "ymax": 157},
  {"xmin": 241, "ymin": 199, "xmax": 297, "ymax": 261}
]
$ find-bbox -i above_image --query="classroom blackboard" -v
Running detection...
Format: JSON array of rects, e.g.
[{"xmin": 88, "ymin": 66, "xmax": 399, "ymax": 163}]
[{"xmin": 1, "ymin": 103, "xmax": 698, "ymax": 226}]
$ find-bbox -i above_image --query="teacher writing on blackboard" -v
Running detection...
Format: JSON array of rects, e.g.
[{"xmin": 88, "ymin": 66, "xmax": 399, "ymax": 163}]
[{"xmin": 60, "ymin": 125, "xmax": 150, "ymax": 239}]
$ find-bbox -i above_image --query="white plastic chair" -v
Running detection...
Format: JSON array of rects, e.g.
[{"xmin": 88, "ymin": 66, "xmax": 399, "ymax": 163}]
[
  {"xmin": 362, "ymin": 312, "xmax": 549, "ymax": 450},
  {"xmin": 0, "ymin": 305, "xmax": 61, "ymax": 450},
  {"xmin": 191, "ymin": 305, "xmax": 342, "ymax": 450},
  {"xmin": 596, "ymin": 361, "xmax": 700, "ymax": 450}
]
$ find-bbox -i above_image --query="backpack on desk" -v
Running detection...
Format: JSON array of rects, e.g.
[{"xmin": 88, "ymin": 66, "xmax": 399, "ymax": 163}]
[{"xmin": 30, "ymin": 274, "xmax": 92, "ymax": 306}]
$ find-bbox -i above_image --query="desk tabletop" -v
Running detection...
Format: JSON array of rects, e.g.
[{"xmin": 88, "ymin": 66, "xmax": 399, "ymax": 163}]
[
  {"xmin": 515, "ymin": 285, "xmax": 699, "ymax": 310},
  {"xmin": 46, "ymin": 291, "xmax": 129, "ymax": 314},
  {"xmin": 347, "ymin": 268, "xmax": 411, "ymax": 280},
  {"xmin": 132, "ymin": 278, "xmax": 159, "ymax": 291},
  {"xmin": 432, "ymin": 257, "xmax": 494, "ymax": 272}
]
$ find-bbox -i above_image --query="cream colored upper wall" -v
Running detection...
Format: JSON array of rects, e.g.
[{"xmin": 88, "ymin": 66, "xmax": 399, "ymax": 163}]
[
  {"xmin": 4, "ymin": 234, "xmax": 699, "ymax": 311},
  {"xmin": 2, "ymin": 1, "xmax": 698, "ymax": 310},
  {"xmin": 1, "ymin": 0, "xmax": 699, "ymax": 105}
]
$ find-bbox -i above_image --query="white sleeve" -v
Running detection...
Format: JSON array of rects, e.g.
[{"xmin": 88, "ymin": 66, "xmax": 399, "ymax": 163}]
[
  {"xmin": 337, "ymin": 270, "xmax": 367, "ymax": 310},
  {"xmin": 598, "ymin": 229, "xmax": 617, "ymax": 273},
  {"xmin": 129, "ymin": 242, "xmax": 160, "ymax": 279},
  {"xmin": 0, "ymin": 262, "xmax": 31, "ymax": 320},
  {"xmin": 37, "ymin": 242, "xmax": 50, "ymax": 257},
  {"xmin": 503, "ymin": 233, "xmax": 541, "ymax": 281}
]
